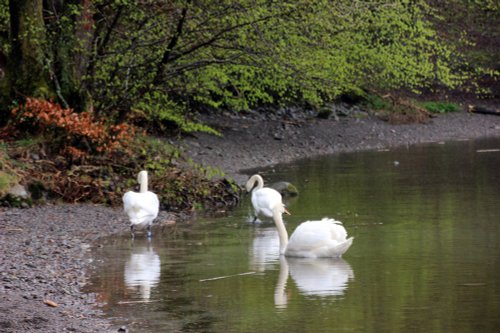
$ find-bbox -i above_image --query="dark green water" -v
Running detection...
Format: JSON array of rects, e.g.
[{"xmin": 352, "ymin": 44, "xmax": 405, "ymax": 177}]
[{"xmin": 88, "ymin": 138, "xmax": 500, "ymax": 333}]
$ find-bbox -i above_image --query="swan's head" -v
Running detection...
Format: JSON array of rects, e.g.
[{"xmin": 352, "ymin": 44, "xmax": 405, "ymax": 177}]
[
  {"xmin": 245, "ymin": 174, "xmax": 264, "ymax": 193},
  {"xmin": 245, "ymin": 181, "xmax": 254, "ymax": 193},
  {"xmin": 274, "ymin": 203, "xmax": 290, "ymax": 216}
]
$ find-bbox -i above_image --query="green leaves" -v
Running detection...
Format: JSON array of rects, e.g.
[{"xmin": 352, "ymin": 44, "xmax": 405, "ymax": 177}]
[
  {"xmin": 90, "ymin": 1, "xmax": 426, "ymax": 114},
  {"xmin": 134, "ymin": 91, "xmax": 220, "ymax": 135},
  {"xmin": 3, "ymin": 0, "xmax": 492, "ymax": 135},
  {"xmin": 422, "ymin": 101, "xmax": 461, "ymax": 114}
]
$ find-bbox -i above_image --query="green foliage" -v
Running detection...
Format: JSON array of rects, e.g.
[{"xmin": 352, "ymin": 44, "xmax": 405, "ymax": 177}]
[
  {"xmin": 363, "ymin": 94, "xmax": 391, "ymax": 111},
  {"xmin": 0, "ymin": 0, "xmax": 9, "ymax": 49},
  {"xmin": 427, "ymin": 0, "xmax": 499, "ymax": 94},
  {"xmin": 0, "ymin": 144, "xmax": 28, "ymax": 207},
  {"xmin": 122, "ymin": 135, "xmax": 238, "ymax": 211},
  {"xmin": 0, "ymin": 159, "xmax": 17, "ymax": 196},
  {"xmin": 133, "ymin": 92, "xmax": 220, "ymax": 135},
  {"xmin": 77, "ymin": 0, "xmax": 481, "ymax": 118},
  {"xmin": 0, "ymin": 133, "xmax": 240, "ymax": 209},
  {"xmin": 2, "ymin": 0, "xmax": 496, "ymax": 134},
  {"xmin": 422, "ymin": 101, "xmax": 461, "ymax": 113}
]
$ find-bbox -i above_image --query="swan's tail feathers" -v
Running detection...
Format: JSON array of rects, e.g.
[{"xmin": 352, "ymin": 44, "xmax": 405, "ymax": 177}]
[{"xmin": 332, "ymin": 237, "xmax": 354, "ymax": 257}]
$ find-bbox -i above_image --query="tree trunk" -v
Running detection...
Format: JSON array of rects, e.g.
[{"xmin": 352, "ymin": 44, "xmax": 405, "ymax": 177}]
[
  {"xmin": 49, "ymin": 0, "xmax": 94, "ymax": 111},
  {"xmin": 9, "ymin": 0, "xmax": 52, "ymax": 99}
]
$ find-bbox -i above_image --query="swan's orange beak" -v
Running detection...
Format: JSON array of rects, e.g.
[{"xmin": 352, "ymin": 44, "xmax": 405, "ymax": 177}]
[{"xmin": 284, "ymin": 207, "xmax": 291, "ymax": 215}]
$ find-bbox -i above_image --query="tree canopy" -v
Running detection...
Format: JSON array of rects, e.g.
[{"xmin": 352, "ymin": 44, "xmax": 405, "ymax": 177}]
[{"xmin": 1, "ymin": 0, "xmax": 493, "ymax": 132}]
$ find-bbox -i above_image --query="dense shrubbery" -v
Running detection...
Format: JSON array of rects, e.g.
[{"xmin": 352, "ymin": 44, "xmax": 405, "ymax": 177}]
[{"xmin": 5, "ymin": 98, "xmax": 136, "ymax": 158}]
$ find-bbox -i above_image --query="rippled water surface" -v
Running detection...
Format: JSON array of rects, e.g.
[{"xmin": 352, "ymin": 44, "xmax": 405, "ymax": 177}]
[{"xmin": 87, "ymin": 138, "xmax": 500, "ymax": 333}]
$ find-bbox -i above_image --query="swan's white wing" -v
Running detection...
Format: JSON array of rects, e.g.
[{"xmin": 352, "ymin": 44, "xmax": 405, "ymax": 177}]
[
  {"xmin": 286, "ymin": 221, "xmax": 334, "ymax": 256},
  {"xmin": 252, "ymin": 187, "xmax": 283, "ymax": 217},
  {"xmin": 143, "ymin": 191, "xmax": 160, "ymax": 216},
  {"xmin": 123, "ymin": 191, "xmax": 136, "ymax": 212},
  {"xmin": 286, "ymin": 219, "xmax": 353, "ymax": 258},
  {"xmin": 123, "ymin": 191, "xmax": 159, "ymax": 226}
]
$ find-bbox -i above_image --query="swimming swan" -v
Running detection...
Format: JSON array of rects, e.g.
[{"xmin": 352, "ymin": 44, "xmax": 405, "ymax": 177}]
[
  {"xmin": 123, "ymin": 170, "xmax": 159, "ymax": 238},
  {"xmin": 245, "ymin": 174, "xmax": 290, "ymax": 222},
  {"xmin": 272, "ymin": 204, "xmax": 353, "ymax": 258}
]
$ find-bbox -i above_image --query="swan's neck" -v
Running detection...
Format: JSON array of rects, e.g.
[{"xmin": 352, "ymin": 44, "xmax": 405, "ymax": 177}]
[
  {"xmin": 272, "ymin": 205, "xmax": 289, "ymax": 254},
  {"xmin": 250, "ymin": 175, "xmax": 264, "ymax": 190},
  {"xmin": 138, "ymin": 172, "xmax": 148, "ymax": 193}
]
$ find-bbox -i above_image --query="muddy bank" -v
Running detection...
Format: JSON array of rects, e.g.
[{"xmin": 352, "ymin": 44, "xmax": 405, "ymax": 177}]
[
  {"xmin": 1, "ymin": 106, "xmax": 500, "ymax": 332},
  {"xmin": 179, "ymin": 108, "xmax": 500, "ymax": 184}
]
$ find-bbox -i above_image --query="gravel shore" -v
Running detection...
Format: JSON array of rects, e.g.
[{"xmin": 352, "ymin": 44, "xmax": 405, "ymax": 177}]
[
  {"xmin": 1, "ymin": 107, "xmax": 500, "ymax": 332},
  {"xmin": 0, "ymin": 204, "xmax": 176, "ymax": 332}
]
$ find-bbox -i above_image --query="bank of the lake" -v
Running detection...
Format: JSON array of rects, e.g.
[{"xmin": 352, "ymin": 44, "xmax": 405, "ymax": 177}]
[
  {"xmin": 180, "ymin": 108, "xmax": 500, "ymax": 184},
  {"xmin": 1, "ymin": 107, "xmax": 500, "ymax": 332}
]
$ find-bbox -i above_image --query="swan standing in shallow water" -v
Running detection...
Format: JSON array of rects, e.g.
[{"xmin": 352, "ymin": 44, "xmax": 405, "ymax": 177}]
[
  {"xmin": 272, "ymin": 204, "xmax": 353, "ymax": 258},
  {"xmin": 245, "ymin": 174, "xmax": 289, "ymax": 222},
  {"xmin": 123, "ymin": 170, "xmax": 159, "ymax": 238}
]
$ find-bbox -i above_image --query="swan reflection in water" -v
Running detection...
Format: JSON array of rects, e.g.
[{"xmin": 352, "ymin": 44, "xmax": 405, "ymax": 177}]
[
  {"xmin": 249, "ymin": 226, "xmax": 354, "ymax": 308},
  {"xmin": 249, "ymin": 227, "xmax": 281, "ymax": 271},
  {"xmin": 274, "ymin": 256, "xmax": 354, "ymax": 309},
  {"xmin": 124, "ymin": 240, "xmax": 161, "ymax": 300}
]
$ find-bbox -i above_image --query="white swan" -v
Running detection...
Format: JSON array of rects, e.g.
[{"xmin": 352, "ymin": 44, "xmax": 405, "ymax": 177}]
[
  {"xmin": 272, "ymin": 204, "xmax": 353, "ymax": 258},
  {"xmin": 123, "ymin": 170, "xmax": 159, "ymax": 238},
  {"xmin": 245, "ymin": 174, "xmax": 289, "ymax": 222}
]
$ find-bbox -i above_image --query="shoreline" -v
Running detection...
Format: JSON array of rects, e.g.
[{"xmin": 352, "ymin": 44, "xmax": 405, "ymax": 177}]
[
  {"xmin": 179, "ymin": 109, "xmax": 500, "ymax": 184},
  {"xmin": 1, "ymin": 109, "xmax": 500, "ymax": 332}
]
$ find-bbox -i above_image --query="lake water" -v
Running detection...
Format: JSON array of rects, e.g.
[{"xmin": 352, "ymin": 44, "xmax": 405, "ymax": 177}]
[{"xmin": 87, "ymin": 138, "xmax": 500, "ymax": 333}]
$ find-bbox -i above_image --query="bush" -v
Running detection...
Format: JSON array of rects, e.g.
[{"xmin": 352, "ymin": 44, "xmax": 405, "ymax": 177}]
[
  {"xmin": 6, "ymin": 98, "xmax": 137, "ymax": 158},
  {"xmin": 422, "ymin": 101, "xmax": 461, "ymax": 113},
  {"xmin": 363, "ymin": 93, "xmax": 391, "ymax": 111},
  {"xmin": 0, "ymin": 145, "xmax": 18, "ymax": 196}
]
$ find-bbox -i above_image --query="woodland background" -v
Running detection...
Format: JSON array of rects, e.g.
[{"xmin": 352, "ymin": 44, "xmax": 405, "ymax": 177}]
[{"xmin": 0, "ymin": 0, "xmax": 498, "ymax": 210}]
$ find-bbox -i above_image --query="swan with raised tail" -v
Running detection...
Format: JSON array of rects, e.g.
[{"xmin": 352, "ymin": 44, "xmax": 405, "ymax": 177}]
[
  {"xmin": 245, "ymin": 174, "xmax": 290, "ymax": 222},
  {"xmin": 123, "ymin": 170, "xmax": 159, "ymax": 238},
  {"xmin": 272, "ymin": 200, "xmax": 353, "ymax": 258}
]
